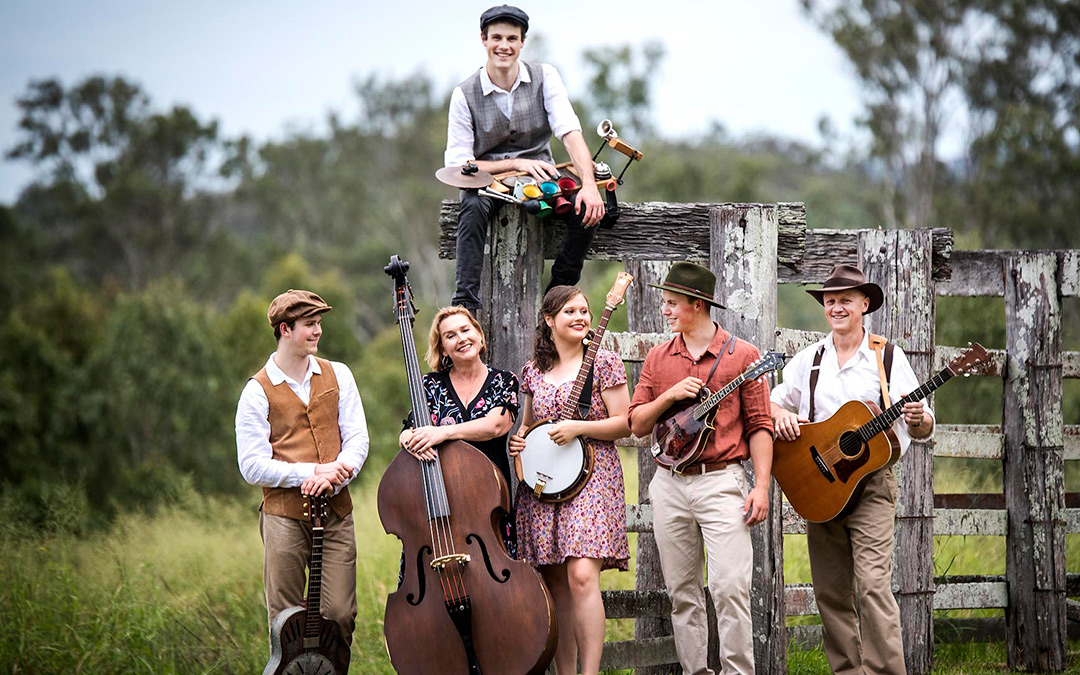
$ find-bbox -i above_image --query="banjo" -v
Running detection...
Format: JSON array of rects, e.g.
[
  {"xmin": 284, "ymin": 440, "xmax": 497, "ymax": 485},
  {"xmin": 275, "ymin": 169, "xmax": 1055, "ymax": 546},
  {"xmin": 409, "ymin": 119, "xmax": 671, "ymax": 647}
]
[{"xmin": 516, "ymin": 272, "xmax": 633, "ymax": 502}]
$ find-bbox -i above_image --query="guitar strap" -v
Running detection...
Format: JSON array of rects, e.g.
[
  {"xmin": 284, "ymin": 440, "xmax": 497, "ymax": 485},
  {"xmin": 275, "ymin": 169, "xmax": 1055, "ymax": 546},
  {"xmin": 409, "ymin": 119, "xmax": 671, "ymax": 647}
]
[
  {"xmin": 704, "ymin": 335, "xmax": 738, "ymax": 390},
  {"xmin": 807, "ymin": 333, "xmax": 894, "ymax": 422}
]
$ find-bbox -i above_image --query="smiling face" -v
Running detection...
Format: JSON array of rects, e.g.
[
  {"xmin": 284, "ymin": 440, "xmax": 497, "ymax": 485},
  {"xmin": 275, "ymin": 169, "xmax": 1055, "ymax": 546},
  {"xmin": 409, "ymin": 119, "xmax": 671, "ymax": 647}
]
[
  {"xmin": 545, "ymin": 292, "xmax": 591, "ymax": 342},
  {"xmin": 279, "ymin": 314, "xmax": 323, "ymax": 358},
  {"xmin": 822, "ymin": 289, "xmax": 869, "ymax": 335},
  {"xmin": 661, "ymin": 290, "xmax": 706, "ymax": 334},
  {"xmin": 481, "ymin": 21, "xmax": 524, "ymax": 72},
  {"xmin": 438, "ymin": 312, "xmax": 484, "ymax": 367}
]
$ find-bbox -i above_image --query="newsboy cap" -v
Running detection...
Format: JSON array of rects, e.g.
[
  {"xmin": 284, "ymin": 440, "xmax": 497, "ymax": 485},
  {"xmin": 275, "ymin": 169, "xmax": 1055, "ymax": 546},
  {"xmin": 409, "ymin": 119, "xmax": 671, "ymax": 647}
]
[
  {"xmin": 267, "ymin": 289, "xmax": 332, "ymax": 327},
  {"xmin": 480, "ymin": 5, "xmax": 529, "ymax": 33}
]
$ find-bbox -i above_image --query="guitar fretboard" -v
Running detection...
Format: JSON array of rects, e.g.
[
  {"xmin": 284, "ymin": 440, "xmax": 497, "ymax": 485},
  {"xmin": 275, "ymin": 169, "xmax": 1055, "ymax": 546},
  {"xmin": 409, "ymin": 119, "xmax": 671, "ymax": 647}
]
[
  {"xmin": 857, "ymin": 367, "xmax": 954, "ymax": 441},
  {"xmin": 304, "ymin": 514, "xmax": 324, "ymax": 640}
]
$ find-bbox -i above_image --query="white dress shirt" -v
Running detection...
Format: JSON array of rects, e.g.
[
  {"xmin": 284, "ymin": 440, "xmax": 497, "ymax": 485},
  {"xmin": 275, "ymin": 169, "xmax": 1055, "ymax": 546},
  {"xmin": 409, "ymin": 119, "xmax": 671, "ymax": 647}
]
[
  {"xmin": 771, "ymin": 331, "xmax": 934, "ymax": 454},
  {"xmin": 235, "ymin": 353, "xmax": 369, "ymax": 489},
  {"xmin": 444, "ymin": 62, "xmax": 582, "ymax": 166}
]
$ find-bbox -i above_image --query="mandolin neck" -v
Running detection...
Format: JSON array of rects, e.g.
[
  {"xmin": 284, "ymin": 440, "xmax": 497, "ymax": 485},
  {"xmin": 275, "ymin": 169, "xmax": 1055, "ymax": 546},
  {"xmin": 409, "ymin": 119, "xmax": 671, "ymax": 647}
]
[
  {"xmin": 560, "ymin": 304, "xmax": 615, "ymax": 420},
  {"xmin": 692, "ymin": 371, "xmax": 749, "ymax": 420},
  {"xmin": 857, "ymin": 366, "xmax": 955, "ymax": 442}
]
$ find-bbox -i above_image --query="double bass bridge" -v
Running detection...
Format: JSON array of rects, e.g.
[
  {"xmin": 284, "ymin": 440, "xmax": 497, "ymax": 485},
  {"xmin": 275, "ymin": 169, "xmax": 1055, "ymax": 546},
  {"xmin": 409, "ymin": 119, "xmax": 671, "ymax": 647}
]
[{"xmin": 430, "ymin": 553, "xmax": 471, "ymax": 570}]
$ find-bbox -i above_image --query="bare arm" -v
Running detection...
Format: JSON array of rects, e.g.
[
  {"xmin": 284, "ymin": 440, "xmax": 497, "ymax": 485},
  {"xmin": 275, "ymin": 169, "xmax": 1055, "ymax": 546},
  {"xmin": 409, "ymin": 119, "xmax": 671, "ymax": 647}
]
[
  {"xmin": 560, "ymin": 129, "xmax": 604, "ymax": 227},
  {"xmin": 545, "ymin": 383, "xmax": 630, "ymax": 446},
  {"xmin": 743, "ymin": 428, "xmax": 773, "ymax": 525}
]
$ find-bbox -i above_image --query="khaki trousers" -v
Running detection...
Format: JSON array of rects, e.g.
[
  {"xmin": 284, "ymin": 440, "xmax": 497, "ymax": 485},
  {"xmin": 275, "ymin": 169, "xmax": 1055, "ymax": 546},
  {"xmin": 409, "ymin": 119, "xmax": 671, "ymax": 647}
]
[
  {"xmin": 260, "ymin": 510, "xmax": 357, "ymax": 670},
  {"xmin": 807, "ymin": 469, "xmax": 905, "ymax": 675},
  {"xmin": 650, "ymin": 465, "xmax": 754, "ymax": 675}
]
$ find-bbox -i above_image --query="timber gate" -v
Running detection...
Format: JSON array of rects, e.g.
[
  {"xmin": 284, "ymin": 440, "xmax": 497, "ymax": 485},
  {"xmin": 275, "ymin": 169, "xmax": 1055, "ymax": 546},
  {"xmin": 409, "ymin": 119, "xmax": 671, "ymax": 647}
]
[{"xmin": 438, "ymin": 200, "xmax": 1079, "ymax": 673}]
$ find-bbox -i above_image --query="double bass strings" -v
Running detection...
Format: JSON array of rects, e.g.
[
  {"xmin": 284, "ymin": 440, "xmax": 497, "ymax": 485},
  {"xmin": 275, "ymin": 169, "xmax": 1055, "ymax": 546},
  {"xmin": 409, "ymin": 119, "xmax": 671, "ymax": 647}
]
[{"xmin": 398, "ymin": 293, "xmax": 468, "ymax": 606}]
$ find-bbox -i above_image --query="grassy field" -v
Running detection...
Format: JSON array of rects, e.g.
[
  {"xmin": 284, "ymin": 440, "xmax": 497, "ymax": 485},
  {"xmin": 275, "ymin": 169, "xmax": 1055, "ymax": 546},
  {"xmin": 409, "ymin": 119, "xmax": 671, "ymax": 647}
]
[{"xmin": 2, "ymin": 451, "xmax": 1077, "ymax": 674}]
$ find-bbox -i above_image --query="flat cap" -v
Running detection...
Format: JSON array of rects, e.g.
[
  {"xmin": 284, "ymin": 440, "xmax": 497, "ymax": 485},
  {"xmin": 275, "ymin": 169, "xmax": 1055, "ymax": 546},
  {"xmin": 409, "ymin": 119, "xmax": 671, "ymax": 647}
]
[
  {"xmin": 267, "ymin": 289, "xmax": 332, "ymax": 327},
  {"xmin": 480, "ymin": 5, "xmax": 529, "ymax": 32}
]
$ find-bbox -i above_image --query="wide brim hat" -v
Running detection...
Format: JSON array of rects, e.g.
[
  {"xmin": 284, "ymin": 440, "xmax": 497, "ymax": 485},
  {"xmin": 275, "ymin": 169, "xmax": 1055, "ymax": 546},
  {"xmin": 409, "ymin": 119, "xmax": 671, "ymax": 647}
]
[
  {"xmin": 267, "ymin": 289, "xmax": 333, "ymax": 327},
  {"xmin": 647, "ymin": 261, "xmax": 726, "ymax": 309},
  {"xmin": 806, "ymin": 264, "xmax": 883, "ymax": 314}
]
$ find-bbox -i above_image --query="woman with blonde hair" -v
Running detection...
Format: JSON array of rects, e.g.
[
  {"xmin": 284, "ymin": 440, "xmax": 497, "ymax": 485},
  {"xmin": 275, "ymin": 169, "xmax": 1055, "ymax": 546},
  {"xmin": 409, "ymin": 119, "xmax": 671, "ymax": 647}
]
[
  {"xmin": 399, "ymin": 305, "xmax": 520, "ymax": 552},
  {"xmin": 509, "ymin": 285, "xmax": 630, "ymax": 675}
]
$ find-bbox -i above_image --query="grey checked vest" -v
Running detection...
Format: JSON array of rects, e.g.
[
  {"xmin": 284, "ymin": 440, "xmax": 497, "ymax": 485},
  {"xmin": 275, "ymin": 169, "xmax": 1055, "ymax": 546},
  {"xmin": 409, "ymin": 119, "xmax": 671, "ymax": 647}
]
[{"xmin": 460, "ymin": 61, "xmax": 555, "ymax": 164}]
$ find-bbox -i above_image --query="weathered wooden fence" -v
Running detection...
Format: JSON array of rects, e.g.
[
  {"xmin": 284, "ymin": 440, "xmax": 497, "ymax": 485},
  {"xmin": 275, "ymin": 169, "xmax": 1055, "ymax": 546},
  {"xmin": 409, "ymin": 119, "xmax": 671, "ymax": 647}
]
[{"xmin": 437, "ymin": 200, "xmax": 1079, "ymax": 673}]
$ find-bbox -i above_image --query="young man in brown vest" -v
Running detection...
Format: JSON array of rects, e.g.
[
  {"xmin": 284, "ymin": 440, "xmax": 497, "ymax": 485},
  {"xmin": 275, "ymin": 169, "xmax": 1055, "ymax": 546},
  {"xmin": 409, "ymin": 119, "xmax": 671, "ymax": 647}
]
[
  {"xmin": 235, "ymin": 289, "xmax": 369, "ymax": 670},
  {"xmin": 445, "ymin": 4, "xmax": 606, "ymax": 315},
  {"xmin": 627, "ymin": 262, "xmax": 774, "ymax": 675},
  {"xmin": 770, "ymin": 264, "xmax": 934, "ymax": 675}
]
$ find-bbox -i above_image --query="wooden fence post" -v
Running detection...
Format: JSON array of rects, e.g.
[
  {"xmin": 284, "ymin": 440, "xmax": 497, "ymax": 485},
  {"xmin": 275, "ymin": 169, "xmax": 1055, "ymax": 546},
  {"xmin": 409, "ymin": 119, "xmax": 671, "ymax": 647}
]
[
  {"xmin": 480, "ymin": 206, "xmax": 544, "ymax": 379},
  {"xmin": 859, "ymin": 229, "xmax": 936, "ymax": 675},
  {"xmin": 625, "ymin": 260, "xmax": 677, "ymax": 675},
  {"xmin": 711, "ymin": 204, "xmax": 784, "ymax": 674},
  {"xmin": 1003, "ymin": 252, "xmax": 1066, "ymax": 670}
]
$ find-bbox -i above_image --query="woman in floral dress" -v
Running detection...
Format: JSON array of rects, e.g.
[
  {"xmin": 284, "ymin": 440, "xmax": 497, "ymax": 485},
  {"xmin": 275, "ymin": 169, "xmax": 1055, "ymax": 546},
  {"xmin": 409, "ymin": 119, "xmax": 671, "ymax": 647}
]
[
  {"xmin": 509, "ymin": 285, "xmax": 630, "ymax": 675},
  {"xmin": 399, "ymin": 306, "xmax": 519, "ymax": 555}
]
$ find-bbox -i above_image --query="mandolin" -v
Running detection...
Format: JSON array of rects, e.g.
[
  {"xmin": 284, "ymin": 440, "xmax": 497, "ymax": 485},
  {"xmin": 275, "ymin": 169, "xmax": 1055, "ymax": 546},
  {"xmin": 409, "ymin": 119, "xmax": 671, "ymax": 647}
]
[
  {"xmin": 651, "ymin": 351, "xmax": 786, "ymax": 473},
  {"xmin": 516, "ymin": 272, "xmax": 633, "ymax": 502},
  {"xmin": 264, "ymin": 493, "xmax": 347, "ymax": 675},
  {"xmin": 773, "ymin": 342, "xmax": 987, "ymax": 523}
]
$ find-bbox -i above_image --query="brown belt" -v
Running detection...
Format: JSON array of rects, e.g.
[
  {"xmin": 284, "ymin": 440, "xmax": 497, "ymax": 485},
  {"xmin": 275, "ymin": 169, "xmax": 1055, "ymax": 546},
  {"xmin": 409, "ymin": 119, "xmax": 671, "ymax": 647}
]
[{"xmin": 666, "ymin": 459, "xmax": 734, "ymax": 475}]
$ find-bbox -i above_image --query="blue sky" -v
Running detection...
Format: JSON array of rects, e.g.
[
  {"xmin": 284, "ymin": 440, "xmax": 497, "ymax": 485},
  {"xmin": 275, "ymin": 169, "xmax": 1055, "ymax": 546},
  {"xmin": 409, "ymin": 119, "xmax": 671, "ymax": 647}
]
[{"xmin": 0, "ymin": 0, "xmax": 870, "ymax": 203}]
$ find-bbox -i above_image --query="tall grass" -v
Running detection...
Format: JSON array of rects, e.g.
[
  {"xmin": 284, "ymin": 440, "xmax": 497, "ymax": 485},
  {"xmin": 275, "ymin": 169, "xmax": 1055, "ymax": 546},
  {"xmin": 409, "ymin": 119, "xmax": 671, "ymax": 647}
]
[{"xmin": 2, "ymin": 450, "xmax": 1076, "ymax": 673}]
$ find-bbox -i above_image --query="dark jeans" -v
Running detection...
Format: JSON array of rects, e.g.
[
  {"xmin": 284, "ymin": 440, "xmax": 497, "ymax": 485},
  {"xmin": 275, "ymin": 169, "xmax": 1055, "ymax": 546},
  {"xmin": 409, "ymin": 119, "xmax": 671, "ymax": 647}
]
[{"xmin": 452, "ymin": 188, "xmax": 598, "ymax": 311}]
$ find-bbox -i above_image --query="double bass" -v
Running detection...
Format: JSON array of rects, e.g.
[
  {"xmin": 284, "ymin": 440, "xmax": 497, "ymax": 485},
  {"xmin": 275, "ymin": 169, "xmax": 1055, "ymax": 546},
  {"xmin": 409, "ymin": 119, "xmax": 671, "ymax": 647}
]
[{"xmin": 378, "ymin": 256, "xmax": 557, "ymax": 675}]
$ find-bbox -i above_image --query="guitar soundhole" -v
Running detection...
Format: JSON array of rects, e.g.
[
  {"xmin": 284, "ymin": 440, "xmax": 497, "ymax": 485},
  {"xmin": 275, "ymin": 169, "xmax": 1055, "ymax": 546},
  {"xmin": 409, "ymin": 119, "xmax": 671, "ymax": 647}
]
[{"xmin": 838, "ymin": 431, "xmax": 863, "ymax": 458}]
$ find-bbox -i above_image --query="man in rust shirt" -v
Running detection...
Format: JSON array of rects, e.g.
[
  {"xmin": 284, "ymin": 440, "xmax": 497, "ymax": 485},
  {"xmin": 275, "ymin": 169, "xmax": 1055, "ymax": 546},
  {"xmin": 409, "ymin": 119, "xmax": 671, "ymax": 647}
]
[{"xmin": 628, "ymin": 262, "xmax": 773, "ymax": 675}]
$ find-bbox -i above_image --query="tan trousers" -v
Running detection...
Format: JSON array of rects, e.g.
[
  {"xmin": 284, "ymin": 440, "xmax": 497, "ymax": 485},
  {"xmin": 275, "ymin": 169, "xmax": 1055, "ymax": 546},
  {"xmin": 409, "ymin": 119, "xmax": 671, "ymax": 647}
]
[
  {"xmin": 650, "ymin": 465, "xmax": 754, "ymax": 675},
  {"xmin": 807, "ymin": 469, "xmax": 905, "ymax": 675},
  {"xmin": 260, "ymin": 510, "xmax": 357, "ymax": 670}
]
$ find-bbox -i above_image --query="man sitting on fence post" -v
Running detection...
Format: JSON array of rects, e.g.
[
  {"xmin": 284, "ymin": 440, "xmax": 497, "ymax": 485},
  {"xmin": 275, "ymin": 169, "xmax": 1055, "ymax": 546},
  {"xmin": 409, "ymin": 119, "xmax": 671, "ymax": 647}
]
[
  {"xmin": 445, "ymin": 4, "xmax": 605, "ymax": 317},
  {"xmin": 627, "ymin": 262, "xmax": 774, "ymax": 675},
  {"xmin": 770, "ymin": 264, "xmax": 934, "ymax": 675}
]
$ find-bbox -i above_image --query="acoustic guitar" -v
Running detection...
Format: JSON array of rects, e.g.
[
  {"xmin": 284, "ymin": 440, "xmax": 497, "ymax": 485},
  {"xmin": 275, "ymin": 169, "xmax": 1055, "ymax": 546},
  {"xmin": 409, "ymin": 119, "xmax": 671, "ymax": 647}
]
[
  {"xmin": 517, "ymin": 272, "xmax": 633, "ymax": 502},
  {"xmin": 773, "ymin": 342, "xmax": 987, "ymax": 523},
  {"xmin": 264, "ymin": 493, "xmax": 347, "ymax": 675},
  {"xmin": 651, "ymin": 351, "xmax": 786, "ymax": 473}
]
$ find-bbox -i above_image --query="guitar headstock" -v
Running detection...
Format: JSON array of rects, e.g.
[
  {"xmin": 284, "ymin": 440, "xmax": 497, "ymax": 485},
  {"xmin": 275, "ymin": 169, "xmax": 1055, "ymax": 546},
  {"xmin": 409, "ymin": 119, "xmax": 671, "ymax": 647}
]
[
  {"xmin": 605, "ymin": 272, "xmax": 634, "ymax": 310},
  {"xmin": 746, "ymin": 351, "xmax": 786, "ymax": 381},
  {"xmin": 306, "ymin": 494, "xmax": 328, "ymax": 528},
  {"xmin": 948, "ymin": 342, "xmax": 988, "ymax": 377},
  {"xmin": 384, "ymin": 255, "xmax": 417, "ymax": 325}
]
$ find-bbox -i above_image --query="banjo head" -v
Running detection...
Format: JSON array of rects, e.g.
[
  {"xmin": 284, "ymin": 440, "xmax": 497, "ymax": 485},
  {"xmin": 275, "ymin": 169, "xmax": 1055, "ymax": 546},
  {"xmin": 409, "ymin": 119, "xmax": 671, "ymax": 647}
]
[{"xmin": 517, "ymin": 419, "xmax": 592, "ymax": 503}]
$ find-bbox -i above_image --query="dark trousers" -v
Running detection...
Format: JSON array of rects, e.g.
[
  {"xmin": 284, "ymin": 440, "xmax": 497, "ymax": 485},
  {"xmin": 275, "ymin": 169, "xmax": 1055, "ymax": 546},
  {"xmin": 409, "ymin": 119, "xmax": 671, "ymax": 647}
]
[{"xmin": 452, "ymin": 188, "xmax": 598, "ymax": 311}]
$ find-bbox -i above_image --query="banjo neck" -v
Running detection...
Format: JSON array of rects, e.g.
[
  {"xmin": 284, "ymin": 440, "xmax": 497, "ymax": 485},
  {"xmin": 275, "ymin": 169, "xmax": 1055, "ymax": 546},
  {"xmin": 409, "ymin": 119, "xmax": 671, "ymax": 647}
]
[{"xmin": 557, "ymin": 272, "xmax": 633, "ymax": 421}]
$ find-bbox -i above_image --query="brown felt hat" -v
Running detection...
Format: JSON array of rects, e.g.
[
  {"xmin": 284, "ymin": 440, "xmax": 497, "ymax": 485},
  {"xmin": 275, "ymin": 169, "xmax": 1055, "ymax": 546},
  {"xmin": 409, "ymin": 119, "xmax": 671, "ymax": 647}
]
[
  {"xmin": 806, "ymin": 264, "xmax": 883, "ymax": 314},
  {"xmin": 647, "ymin": 262, "xmax": 726, "ymax": 309},
  {"xmin": 267, "ymin": 289, "xmax": 332, "ymax": 327}
]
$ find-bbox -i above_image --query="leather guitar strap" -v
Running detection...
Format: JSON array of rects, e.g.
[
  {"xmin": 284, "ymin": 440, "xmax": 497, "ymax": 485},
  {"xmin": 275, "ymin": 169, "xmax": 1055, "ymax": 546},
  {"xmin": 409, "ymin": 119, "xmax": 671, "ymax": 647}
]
[
  {"xmin": 808, "ymin": 345, "xmax": 825, "ymax": 423},
  {"xmin": 868, "ymin": 333, "xmax": 892, "ymax": 408},
  {"xmin": 703, "ymin": 335, "xmax": 738, "ymax": 393}
]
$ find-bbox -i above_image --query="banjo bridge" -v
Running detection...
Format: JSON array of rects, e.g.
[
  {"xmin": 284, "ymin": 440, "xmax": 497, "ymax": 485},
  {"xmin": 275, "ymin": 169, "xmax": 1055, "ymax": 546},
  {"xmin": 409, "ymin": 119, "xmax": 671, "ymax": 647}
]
[{"xmin": 533, "ymin": 472, "xmax": 552, "ymax": 498}]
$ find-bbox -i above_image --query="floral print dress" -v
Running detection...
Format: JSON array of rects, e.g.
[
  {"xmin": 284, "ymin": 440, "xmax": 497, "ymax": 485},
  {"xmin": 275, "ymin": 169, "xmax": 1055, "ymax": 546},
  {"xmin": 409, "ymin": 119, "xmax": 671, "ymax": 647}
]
[{"xmin": 515, "ymin": 349, "xmax": 630, "ymax": 571}]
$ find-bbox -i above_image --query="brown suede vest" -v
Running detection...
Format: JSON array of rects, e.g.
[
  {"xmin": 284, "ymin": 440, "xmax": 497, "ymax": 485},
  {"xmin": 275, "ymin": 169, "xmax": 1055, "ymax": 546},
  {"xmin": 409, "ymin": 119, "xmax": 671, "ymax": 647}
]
[{"xmin": 251, "ymin": 357, "xmax": 353, "ymax": 520}]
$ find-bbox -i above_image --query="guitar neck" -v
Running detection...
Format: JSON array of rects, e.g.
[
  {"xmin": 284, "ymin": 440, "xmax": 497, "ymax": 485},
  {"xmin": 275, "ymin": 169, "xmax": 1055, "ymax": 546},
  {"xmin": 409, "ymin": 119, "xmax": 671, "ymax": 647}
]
[
  {"xmin": 560, "ymin": 305, "xmax": 615, "ymax": 420},
  {"xmin": 304, "ymin": 503, "xmax": 325, "ymax": 640},
  {"xmin": 858, "ymin": 366, "xmax": 955, "ymax": 441}
]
